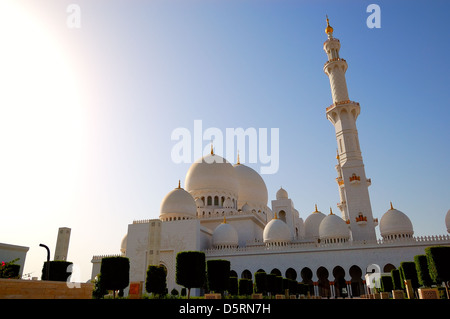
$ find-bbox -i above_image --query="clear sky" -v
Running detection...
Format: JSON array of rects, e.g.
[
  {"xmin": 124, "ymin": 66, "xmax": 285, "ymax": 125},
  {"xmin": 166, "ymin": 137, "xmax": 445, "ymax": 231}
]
[{"xmin": 0, "ymin": 0, "xmax": 449, "ymax": 282}]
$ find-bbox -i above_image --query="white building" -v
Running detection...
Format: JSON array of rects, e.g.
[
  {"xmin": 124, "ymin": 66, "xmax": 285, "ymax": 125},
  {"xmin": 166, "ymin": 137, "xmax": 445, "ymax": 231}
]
[{"xmin": 91, "ymin": 18, "xmax": 450, "ymax": 297}]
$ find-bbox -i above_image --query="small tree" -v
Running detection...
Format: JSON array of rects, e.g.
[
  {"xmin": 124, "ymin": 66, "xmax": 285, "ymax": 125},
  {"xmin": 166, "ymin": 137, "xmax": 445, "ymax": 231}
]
[
  {"xmin": 391, "ymin": 269, "xmax": 402, "ymax": 291},
  {"xmin": 206, "ymin": 259, "xmax": 230, "ymax": 295},
  {"xmin": 266, "ymin": 273, "xmax": 276, "ymax": 297},
  {"xmin": 426, "ymin": 246, "xmax": 450, "ymax": 298},
  {"xmin": 228, "ymin": 276, "xmax": 238, "ymax": 296},
  {"xmin": 254, "ymin": 272, "xmax": 268, "ymax": 295},
  {"xmin": 1, "ymin": 258, "xmax": 20, "ymax": 279},
  {"xmin": 176, "ymin": 251, "xmax": 206, "ymax": 299},
  {"xmin": 399, "ymin": 261, "xmax": 419, "ymax": 292},
  {"xmin": 238, "ymin": 278, "xmax": 253, "ymax": 296},
  {"xmin": 100, "ymin": 256, "xmax": 130, "ymax": 298},
  {"xmin": 380, "ymin": 275, "xmax": 393, "ymax": 293},
  {"xmin": 146, "ymin": 265, "xmax": 167, "ymax": 297},
  {"xmin": 414, "ymin": 254, "xmax": 433, "ymax": 287}
]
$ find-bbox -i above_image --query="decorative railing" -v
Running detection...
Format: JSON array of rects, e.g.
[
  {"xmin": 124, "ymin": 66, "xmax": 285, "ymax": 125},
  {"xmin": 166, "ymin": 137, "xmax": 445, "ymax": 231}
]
[
  {"xmin": 326, "ymin": 100, "xmax": 360, "ymax": 112},
  {"xmin": 204, "ymin": 235, "xmax": 450, "ymax": 256}
]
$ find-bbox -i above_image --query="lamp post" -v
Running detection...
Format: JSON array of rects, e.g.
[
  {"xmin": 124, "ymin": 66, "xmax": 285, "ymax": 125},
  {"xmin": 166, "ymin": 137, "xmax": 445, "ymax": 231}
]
[{"xmin": 39, "ymin": 244, "xmax": 50, "ymax": 280}]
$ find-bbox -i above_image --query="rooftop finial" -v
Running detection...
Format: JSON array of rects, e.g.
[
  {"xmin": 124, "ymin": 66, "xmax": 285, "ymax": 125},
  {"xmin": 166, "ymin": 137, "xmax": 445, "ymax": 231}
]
[
  {"xmin": 237, "ymin": 150, "xmax": 240, "ymax": 165},
  {"xmin": 390, "ymin": 201, "xmax": 394, "ymax": 210},
  {"xmin": 329, "ymin": 207, "xmax": 333, "ymax": 215},
  {"xmin": 210, "ymin": 140, "xmax": 214, "ymax": 155},
  {"xmin": 325, "ymin": 15, "xmax": 334, "ymax": 36},
  {"xmin": 177, "ymin": 180, "xmax": 181, "ymax": 189},
  {"xmin": 315, "ymin": 204, "xmax": 318, "ymax": 212}
]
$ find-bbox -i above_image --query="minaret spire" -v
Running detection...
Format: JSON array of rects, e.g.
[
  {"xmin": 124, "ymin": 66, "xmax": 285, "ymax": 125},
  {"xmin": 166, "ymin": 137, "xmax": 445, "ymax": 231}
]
[{"xmin": 323, "ymin": 18, "xmax": 376, "ymax": 242}]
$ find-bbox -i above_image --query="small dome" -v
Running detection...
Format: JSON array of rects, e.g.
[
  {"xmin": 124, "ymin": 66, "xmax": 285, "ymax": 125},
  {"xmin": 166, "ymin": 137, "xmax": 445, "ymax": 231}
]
[
  {"xmin": 233, "ymin": 163, "xmax": 268, "ymax": 207},
  {"xmin": 304, "ymin": 205, "xmax": 326, "ymax": 240},
  {"xmin": 241, "ymin": 203, "xmax": 251, "ymax": 212},
  {"xmin": 319, "ymin": 210, "xmax": 350, "ymax": 243},
  {"xmin": 263, "ymin": 214, "xmax": 292, "ymax": 245},
  {"xmin": 159, "ymin": 182, "xmax": 197, "ymax": 221},
  {"xmin": 185, "ymin": 153, "xmax": 238, "ymax": 195},
  {"xmin": 212, "ymin": 218, "xmax": 239, "ymax": 248},
  {"xmin": 276, "ymin": 187, "xmax": 288, "ymax": 200},
  {"xmin": 446, "ymin": 209, "xmax": 450, "ymax": 233},
  {"xmin": 120, "ymin": 234, "xmax": 127, "ymax": 254},
  {"xmin": 379, "ymin": 203, "xmax": 414, "ymax": 240}
]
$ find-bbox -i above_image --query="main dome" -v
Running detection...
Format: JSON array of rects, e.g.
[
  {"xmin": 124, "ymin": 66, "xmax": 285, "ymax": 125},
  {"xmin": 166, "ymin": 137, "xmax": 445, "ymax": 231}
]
[
  {"xmin": 185, "ymin": 153, "xmax": 238, "ymax": 195},
  {"xmin": 233, "ymin": 163, "xmax": 268, "ymax": 208}
]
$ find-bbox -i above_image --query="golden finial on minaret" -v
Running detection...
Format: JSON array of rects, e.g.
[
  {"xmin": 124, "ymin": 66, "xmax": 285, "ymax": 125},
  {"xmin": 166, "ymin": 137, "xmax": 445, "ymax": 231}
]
[{"xmin": 325, "ymin": 15, "xmax": 334, "ymax": 35}]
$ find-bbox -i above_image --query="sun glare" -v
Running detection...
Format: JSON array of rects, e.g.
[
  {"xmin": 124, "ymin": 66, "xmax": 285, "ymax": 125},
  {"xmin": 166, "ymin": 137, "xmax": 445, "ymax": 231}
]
[{"xmin": 0, "ymin": 2, "xmax": 85, "ymax": 220}]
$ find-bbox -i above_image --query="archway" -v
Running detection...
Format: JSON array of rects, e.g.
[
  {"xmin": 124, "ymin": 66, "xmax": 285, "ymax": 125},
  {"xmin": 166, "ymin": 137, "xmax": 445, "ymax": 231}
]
[
  {"xmin": 285, "ymin": 268, "xmax": 297, "ymax": 280},
  {"xmin": 278, "ymin": 210, "xmax": 286, "ymax": 223},
  {"xmin": 383, "ymin": 263, "xmax": 396, "ymax": 273},
  {"xmin": 349, "ymin": 265, "xmax": 364, "ymax": 297},
  {"xmin": 332, "ymin": 266, "xmax": 346, "ymax": 297},
  {"xmin": 241, "ymin": 269, "xmax": 252, "ymax": 280},
  {"xmin": 230, "ymin": 270, "xmax": 238, "ymax": 278},
  {"xmin": 270, "ymin": 268, "xmax": 281, "ymax": 277},
  {"xmin": 317, "ymin": 267, "xmax": 330, "ymax": 298},
  {"xmin": 300, "ymin": 267, "xmax": 314, "ymax": 295}
]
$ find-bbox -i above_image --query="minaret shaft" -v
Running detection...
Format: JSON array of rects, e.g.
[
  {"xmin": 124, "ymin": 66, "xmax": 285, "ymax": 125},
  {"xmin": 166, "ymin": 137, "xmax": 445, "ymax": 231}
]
[{"xmin": 323, "ymin": 18, "xmax": 376, "ymax": 242}]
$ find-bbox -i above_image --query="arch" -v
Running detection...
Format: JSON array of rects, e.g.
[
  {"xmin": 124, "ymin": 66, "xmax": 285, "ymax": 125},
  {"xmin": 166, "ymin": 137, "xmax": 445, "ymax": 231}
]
[
  {"xmin": 332, "ymin": 266, "xmax": 346, "ymax": 297},
  {"xmin": 383, "ymin": 263, "xmax": 396, "ymax": 273},
  {"xmin": 317, "ymin": 266, "xmax": 330, "ymax": 298},
  {"xmin": 285, "ymin": 268, "xmax": 297, "ymax": 281},
  {"xmin": 230, "ymin": 270, "xmax": 238, "ymax": 278},
  {"xmin": 207, "ymin": 196, "xmax": 212, "ymax": 206},
  {"xmin": 214, "ymin": 196, "xmax": 219, "ymax": 206},
  {"xmin": 270, "ymin": 268, "xmax": 281, "ymax": 277},
  {"xmin": 349, "ymin": 265, "xmax": 363, "ymax": 297},
  {"xmin": 278, "ymin": 210, "xmax": 286, "ymax": 223},
  {"xmin": 256, "ymin": 269, "xmax": 266, "ymax": 274},
  {"xmin": 241, "ymin": 269, "xmax": 252, "ymax": 280}
]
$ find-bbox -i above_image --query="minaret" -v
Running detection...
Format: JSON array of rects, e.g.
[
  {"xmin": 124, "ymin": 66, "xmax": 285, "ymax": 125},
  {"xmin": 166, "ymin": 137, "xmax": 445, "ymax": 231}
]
[{"xmin": 323, "ymin": 17, "xmax": 377, "ymax": 242}]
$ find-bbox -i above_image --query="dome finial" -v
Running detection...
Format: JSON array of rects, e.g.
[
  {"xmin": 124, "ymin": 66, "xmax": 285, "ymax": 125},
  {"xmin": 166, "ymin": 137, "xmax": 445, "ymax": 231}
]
[
  {"xmin": 237, "ymin": 150, "xmax": 240, "ymax": 165},
  {"xmin": 210, "ymin": 140, "xmax": 214, "ymax": 155},
  {"xmin": 223, "ymin": 216, "xmax": 227, "ymax": 224},
  {"xmin": 325, "ymin": 15, "xmax": 334, "ymax": 36},
  {"xmin": 390, "ymin": 201, "xmax": 394, "ymax": 210},
  {"xmin": 274, "ymin": 211, "xmax": 278, "ymax": 219},
  {"xmin": 315, "ymin": 204, "xmax": 318, "ymax": 212},
  {"xmin": 329, "ymin": 207, "xmax": 333, "ymax": 215},
  {"xmin": 177, "ymin": 180, "xmax": 181, "ymax": 189}
]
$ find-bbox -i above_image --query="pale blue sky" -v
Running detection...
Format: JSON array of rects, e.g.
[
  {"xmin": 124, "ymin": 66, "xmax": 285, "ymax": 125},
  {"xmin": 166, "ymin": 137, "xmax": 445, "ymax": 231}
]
[{"xmin": 0, "ymin": 0, "xmax": 449, "ymax": 281}]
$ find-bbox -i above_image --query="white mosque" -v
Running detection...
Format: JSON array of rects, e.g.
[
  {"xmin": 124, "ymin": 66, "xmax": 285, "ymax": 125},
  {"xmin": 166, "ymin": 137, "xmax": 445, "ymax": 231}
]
[{"xmin": 91, "ymin": 18, "xmax": 450, "ymax": 297}]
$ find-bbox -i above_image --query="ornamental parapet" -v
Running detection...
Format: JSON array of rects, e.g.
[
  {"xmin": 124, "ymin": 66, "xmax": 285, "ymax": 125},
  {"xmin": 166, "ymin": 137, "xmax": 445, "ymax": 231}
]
[
  {"xmin": 324, "ymin": 57, "xmax": 346, "ymax": 68},
  {"xmin": 326, "ymin": 100, "xmax": 360, "ymax": 112},
  {"xmin": 204, "ymin": 234, "xmax": 450, "ymax": 256}
]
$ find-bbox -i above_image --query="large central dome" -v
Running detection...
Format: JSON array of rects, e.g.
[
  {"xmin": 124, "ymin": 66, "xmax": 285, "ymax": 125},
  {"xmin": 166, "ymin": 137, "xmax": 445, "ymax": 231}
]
[{"xmin": 185, "ymin": 153, "xmax": 239, "ymax": 195}]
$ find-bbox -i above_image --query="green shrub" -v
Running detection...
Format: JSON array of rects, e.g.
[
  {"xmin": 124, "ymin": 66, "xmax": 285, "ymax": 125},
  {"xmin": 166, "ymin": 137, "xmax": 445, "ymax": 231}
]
[
  {"xmin": 100, "ymin": 256, "xmax": 130, "ymax": 298},
  {"xmin": 399, "ymin": 261, "xmax": 419, "ymax": 290},
  {"xmin": 380, "ymin": 275, "xmax": 393, "ymax": 292},
  {"xmin": 414, "ymin": 254, "xmax": 434, "ymax": 287},
  {"xmin": 206, "ymin": 259, "xmax": 230, "ymax": 294},
  {"xmin": 176, "ymin": 251, "xmax": 206, "ymax": 298},
  {"xmin": 146, "ymin": 265, "xmax": 167, "ymax": 297},
  {"xmin": 391, "ymin": 269, "xmax": 402, "ymax": 291},
  {"xmin": 254, "ymin": 272, "xmax": 267, "ymax": 295},
  {"xmin": 425, "ymin": 246, "xmax": 450, "ymax": 284},
  {"xmin": 238, "ymin": 278, "xmax": 253, "ymax": 296},
  {"xmin": 228, "ymin": 276, "xmax": 238, "ymax": 296}
]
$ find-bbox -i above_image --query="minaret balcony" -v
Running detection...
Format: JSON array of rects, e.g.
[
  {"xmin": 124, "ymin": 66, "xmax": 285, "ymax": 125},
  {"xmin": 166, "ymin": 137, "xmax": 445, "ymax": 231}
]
[
  {"xmin": 336, "ymin": 177, "xmax": 344, "ymax": 186},
  {"xmin": 323, "ymin": 57, "xmax": 346, "ymax": 69},
  {"xmin": 349, "ymin": 174, "xmax": 361, "ymax": 184},
  {"xmin": 337, "ymin": 201, "xmax": 346, "ymax": 211},
  {"xmin": 355, "ymin": 213, "xmax": 367, "ymax": 225},
  {"xmin": 326, "ymin": 100, "xmax": 360, "ymax": 112}
]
